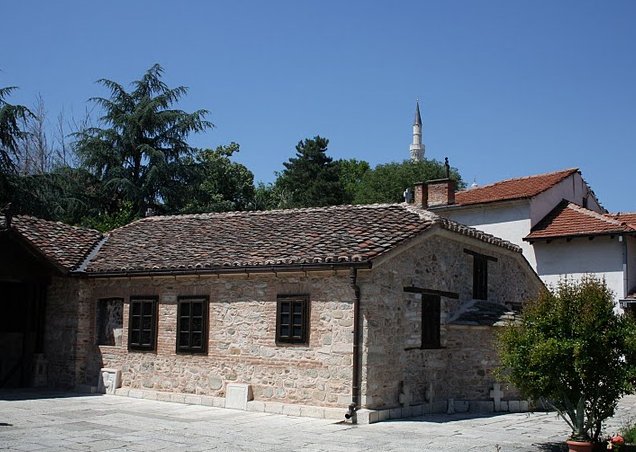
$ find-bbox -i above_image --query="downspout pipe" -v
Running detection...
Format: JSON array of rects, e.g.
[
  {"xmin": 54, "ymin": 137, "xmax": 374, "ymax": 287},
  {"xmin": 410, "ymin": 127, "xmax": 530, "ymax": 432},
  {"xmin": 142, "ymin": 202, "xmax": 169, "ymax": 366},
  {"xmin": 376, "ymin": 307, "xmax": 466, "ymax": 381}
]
[{"xmin": 345, "ymin": 267, "xmax": 361, "ymax": 423}]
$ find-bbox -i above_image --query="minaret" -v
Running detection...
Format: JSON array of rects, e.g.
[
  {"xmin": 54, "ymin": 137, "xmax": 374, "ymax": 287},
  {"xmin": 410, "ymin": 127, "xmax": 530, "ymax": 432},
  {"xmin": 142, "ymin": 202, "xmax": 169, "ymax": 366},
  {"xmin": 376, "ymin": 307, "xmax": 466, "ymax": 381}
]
[{"xmin": 409, "ymin": 101, "xmax": 424, "ymax": 162}]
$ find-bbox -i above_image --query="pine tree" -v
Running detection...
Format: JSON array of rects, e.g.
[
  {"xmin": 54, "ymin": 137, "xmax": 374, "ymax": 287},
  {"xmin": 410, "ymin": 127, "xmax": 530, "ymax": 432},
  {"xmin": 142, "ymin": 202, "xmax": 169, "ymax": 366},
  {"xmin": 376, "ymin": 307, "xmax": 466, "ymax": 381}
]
[{"xmin": 275, "ymin": 136, "xmax": 345, "ymax": 208}]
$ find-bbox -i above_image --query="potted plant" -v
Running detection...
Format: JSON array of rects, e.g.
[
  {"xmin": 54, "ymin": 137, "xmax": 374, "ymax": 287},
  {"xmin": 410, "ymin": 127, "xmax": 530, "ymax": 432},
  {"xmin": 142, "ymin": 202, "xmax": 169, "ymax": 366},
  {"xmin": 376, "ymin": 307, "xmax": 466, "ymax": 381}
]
[{"xmin": 497, "ymin": 276, "xmax": 636, "ymax": 451}]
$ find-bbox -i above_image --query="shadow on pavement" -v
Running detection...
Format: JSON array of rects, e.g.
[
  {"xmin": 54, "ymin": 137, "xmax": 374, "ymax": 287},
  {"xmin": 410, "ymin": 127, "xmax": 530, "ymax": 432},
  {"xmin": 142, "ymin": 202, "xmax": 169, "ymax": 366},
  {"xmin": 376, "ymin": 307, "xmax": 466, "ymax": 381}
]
[{"xmin": 0, "ymin": 388, "xmax": 104, "ymax": 402}]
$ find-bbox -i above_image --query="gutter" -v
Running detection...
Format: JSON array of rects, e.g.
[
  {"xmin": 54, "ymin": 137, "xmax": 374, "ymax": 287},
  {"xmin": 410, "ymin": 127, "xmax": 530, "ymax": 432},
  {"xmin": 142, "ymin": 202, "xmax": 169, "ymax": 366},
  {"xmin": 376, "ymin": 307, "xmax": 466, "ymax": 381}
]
[
  {"xmin": 345, "ymin": 267, "xmax": 361, "ymax": 423},
  {"xmin": 71, "ymin": 261, "xmax": 372, "ymax": 279}
]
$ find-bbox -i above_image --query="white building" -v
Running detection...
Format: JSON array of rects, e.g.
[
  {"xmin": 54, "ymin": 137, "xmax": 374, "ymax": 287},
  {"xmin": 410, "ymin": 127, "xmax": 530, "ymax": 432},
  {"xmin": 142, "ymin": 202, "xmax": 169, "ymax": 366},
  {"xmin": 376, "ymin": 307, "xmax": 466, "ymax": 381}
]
[{"xmin": 412, "ymin": 169, "xmax": 636, "ymax": 310}]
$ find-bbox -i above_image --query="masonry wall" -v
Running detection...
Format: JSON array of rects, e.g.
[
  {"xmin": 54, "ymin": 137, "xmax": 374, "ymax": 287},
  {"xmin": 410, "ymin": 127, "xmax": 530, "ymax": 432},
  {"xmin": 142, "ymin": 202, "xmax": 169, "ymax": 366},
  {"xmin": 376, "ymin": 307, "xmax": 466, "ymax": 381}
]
[
  {"xmin": 358, "ymin": 232, "xmax": 541, "ymax": 411},
  {"xmin": 76, "ymin": 271, "xmax": 355, "ymax": 408},
  {"xmin": 45, "ymin": 276, "xmax": 81, "ymax": 388}
]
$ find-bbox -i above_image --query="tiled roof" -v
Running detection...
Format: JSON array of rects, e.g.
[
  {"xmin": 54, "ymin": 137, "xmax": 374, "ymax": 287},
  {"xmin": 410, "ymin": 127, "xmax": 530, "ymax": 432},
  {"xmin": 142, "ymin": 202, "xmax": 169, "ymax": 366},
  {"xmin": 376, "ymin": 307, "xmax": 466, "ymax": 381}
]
[
  {"xmin": 525, "ymin": 201, "xmax": 636, "ymax": 241},
  {"xmin": 83, "ymin": 204, "xmax": 521, "ymax": 275},
  {"xmin": 606, "ymin": 213, "xmax": 636, "ymax": 228},
  {"xmin": 452, "ymin": 168, "xmax": 579, "ymax": 207},
  {"xmin": 7, "ymin": 216, "xmax": 103, "ymax": 271}
]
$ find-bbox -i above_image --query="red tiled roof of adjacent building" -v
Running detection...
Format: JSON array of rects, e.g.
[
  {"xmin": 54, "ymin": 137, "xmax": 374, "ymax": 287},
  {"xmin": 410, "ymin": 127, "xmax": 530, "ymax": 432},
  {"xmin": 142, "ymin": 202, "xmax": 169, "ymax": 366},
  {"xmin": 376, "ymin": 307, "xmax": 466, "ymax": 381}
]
[
  {"xmin": 82, "ymin": 204, "xmax": 521, "ymax": 275},
  {"xmin": 606, "ymin": 213, "xmax": 636, "ymax": 228},
  {"xmin": 453, "ymin": 168, "xmax": 579, "ymax": 207},
  {"xmin": 9, "ymin": 216, "xmax": 104, "ymax": 271},
  {"xmin": 525, "ymin": 201, "xmax": 636, "ymax": 241}
]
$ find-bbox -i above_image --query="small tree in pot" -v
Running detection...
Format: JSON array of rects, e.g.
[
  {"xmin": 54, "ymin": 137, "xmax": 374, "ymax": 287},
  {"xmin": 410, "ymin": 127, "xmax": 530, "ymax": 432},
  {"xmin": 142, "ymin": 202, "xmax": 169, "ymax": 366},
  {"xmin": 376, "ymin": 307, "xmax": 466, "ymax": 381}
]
[{"xmin": 497, "ymin": 276, "xmax": 636, "ymax": 445}]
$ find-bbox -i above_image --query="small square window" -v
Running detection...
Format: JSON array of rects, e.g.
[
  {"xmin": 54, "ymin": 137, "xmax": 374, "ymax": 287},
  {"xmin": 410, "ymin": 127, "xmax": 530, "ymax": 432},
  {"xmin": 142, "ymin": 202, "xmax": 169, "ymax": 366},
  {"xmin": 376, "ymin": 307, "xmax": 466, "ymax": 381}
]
[
  {"xmin": 177, "ymin": 297, "xmax": 208, "ymax": 354},
  {"xmin": 128, "ymin": 297, "xmax": 158, "ymax": 351},
  {"xmin": 276, "ymin": 295, "xmax": 309, "ymax": 345}
]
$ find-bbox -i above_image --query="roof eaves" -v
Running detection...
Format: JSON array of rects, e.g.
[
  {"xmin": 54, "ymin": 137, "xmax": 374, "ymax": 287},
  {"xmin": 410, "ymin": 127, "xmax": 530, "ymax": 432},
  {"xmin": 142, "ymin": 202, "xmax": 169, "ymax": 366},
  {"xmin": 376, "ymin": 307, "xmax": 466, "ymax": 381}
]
[{"xmin": 76, "ymin": 260, "xmax": 373, "ymax": 279}]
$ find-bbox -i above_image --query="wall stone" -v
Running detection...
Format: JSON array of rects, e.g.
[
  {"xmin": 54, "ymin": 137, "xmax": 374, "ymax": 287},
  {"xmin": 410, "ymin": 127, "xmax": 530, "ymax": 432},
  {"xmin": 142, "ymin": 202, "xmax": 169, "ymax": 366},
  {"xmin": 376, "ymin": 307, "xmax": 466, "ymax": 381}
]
[
  {"xmin": 79, "ymin": 272, "xmax": 355, "ymax": 408},
  {"xmin": 358, "ymin": 232, "xmax": 541, "ymax": 410},
  {"xmin": 44, "ymin": 276, "xmax": 80, "ymax": 388}
]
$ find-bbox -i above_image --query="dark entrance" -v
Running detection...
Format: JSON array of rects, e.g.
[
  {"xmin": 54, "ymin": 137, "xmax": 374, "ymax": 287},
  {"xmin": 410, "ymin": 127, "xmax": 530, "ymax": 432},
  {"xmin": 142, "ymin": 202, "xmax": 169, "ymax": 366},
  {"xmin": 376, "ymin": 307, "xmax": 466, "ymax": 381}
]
[
  {"xmin": 0, "ymin": 232, "xmax": 50, "ymax": 388},
  {"xmin": 0, "ymin": 282, "xmax": 46, "ymax": 387}
]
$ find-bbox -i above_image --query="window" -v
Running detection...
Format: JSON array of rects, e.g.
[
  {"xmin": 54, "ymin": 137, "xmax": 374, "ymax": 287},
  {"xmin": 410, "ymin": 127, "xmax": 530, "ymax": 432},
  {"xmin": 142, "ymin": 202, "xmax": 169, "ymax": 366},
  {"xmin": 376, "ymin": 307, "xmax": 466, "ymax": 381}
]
[
  {"xmin": 177, "ymin": 297, "xmax": 208, "ymax": 354},
  {"xmin": 421, "ymin": 294, "xmax": 441, "ymax": 349},
  {"xmin": 465, "ymin": 249, "xmax": 498, "ymax": 300},
  {"xmin": 97, "ymin": 298, "xmax": 123, "ymax": 346},
  {"xmin": 128, "ymin": 297, "xmax": 158, "ymax": 351},
  {"xmin": 276, "ymin": 295, "xmax": 309, "ymax": 345}
]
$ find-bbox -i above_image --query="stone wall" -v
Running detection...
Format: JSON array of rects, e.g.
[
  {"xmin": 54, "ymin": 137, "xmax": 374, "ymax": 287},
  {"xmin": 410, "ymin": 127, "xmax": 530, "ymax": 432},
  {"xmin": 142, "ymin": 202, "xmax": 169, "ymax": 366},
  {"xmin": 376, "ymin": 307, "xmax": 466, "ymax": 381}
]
[
  {"xmin": 44, "ymin": 276, "xmax": 81, "ymax": 388},
  {"xmin": 77, "ymin": 271, "xmax": 355, "ymax": 408},
  {"xmin": 359, "ymin": 232, "xmax": 541, "ymax": 410}
]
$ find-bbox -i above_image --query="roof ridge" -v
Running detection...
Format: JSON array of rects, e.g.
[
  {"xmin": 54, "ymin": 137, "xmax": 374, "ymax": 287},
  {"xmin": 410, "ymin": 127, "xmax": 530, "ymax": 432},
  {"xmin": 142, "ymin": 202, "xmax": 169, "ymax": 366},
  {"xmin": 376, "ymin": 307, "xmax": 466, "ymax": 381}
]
[
  {"xmin": 403, "ymin": 203, "xmax": 522, "ymax": 253},
  {"xmin": 568, "ymin": 203, "xmax": 629, "ymax": 228},
  {"xmin": 15, "ymin": 215, "xmax": 102, "ymax": 234},
  {"xmin": 457, "ymin": 168, "xmax": 578, "ymax": 194},
  {"xmin": 117, "ymin": 204, "xmax": 404, "ymax": 227}
]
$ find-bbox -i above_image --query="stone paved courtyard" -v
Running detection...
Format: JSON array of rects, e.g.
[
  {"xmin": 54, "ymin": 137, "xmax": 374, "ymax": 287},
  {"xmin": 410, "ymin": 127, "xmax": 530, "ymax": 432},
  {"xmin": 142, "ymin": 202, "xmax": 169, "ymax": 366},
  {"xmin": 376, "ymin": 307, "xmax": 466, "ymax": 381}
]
[{"xmin": 2, "ymin": 391, "xmax": 636, "ymax": 451}]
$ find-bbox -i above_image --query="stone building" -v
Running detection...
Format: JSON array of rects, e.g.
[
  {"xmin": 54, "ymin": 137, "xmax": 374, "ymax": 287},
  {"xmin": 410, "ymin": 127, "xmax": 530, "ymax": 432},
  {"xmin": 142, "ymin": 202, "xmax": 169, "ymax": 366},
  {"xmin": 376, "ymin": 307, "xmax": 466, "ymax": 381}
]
[{"xmin": 0, "ymin": 204, "xmax": 542, "ymax": 422}]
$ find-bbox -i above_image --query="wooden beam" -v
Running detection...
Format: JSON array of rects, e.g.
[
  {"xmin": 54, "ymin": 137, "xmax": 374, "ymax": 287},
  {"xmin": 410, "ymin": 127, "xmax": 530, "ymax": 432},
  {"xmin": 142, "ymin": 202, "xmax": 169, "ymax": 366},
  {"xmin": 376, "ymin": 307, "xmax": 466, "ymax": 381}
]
[{"xmin": 403, "ymin": 286, "xmax": 459, "ymax": 299}]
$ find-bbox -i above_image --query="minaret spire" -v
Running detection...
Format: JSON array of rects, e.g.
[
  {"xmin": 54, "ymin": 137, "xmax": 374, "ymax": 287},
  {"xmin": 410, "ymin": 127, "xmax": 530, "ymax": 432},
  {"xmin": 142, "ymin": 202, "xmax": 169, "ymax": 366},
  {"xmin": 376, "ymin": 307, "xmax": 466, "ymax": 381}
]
[{"xmin": 409, "ymin": 100, "xmax": 424, "ymax": 162}]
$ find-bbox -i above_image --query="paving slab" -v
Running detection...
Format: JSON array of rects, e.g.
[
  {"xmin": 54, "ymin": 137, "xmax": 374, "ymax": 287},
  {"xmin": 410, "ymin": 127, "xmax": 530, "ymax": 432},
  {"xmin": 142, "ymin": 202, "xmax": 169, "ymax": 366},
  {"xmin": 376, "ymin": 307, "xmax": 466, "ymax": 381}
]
[{"xmin": 2, "ymin": 390, "xmax": 636, "ymax": 451}]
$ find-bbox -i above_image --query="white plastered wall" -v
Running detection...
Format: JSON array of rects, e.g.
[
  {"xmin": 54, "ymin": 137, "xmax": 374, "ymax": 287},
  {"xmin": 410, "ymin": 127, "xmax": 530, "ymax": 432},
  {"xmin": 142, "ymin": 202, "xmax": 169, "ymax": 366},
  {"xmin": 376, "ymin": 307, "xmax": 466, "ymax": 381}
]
[{"xmin": 534, "ymin": 236, "xmax": 625, "ymax": 306}]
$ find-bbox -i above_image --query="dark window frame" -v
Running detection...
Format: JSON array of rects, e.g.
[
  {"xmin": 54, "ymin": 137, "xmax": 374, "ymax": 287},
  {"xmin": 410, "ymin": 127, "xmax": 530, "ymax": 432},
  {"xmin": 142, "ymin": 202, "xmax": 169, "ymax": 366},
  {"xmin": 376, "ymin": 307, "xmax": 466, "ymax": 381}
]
[
  {"xmin": 421, "ymin": 294, "xmax": 441, "ymax": 349},
  {"xmin": 176, "ymin": 296, "xmax": 209, "ymax": 354},
  {"xmin": 96, "ymin": 297, "xmax": 123, "ymax": 346},
  {"xmin": 464, "ymin": 249, "xmax": 498, "ymax": 300},
  {"xmin": 128, "ymin": 296, "xmax": 158, "ymax": 351},
  {"xmin": 276, "ymin": 295, "xmax": 309, "ymax": 345}
]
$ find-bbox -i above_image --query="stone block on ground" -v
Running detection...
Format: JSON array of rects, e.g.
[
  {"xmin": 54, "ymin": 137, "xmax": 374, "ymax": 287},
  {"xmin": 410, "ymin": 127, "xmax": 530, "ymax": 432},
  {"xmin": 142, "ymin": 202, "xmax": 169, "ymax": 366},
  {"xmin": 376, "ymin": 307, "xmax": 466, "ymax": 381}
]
[{"xmin": 225, "ymin": 383, "xmax": 253, "ymax": 410}]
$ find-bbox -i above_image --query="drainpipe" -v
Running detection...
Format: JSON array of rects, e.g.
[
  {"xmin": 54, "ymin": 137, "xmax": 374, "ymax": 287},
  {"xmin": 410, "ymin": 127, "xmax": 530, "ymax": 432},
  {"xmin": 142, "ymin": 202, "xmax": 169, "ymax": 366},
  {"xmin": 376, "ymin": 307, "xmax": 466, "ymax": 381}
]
[
  {"xmin": 622, "ymin": 234, "xmax": 629, "ymax": 299},
  {"xmin": 345, "ymin": 267, "xmax": 361, "ymax": 423}
]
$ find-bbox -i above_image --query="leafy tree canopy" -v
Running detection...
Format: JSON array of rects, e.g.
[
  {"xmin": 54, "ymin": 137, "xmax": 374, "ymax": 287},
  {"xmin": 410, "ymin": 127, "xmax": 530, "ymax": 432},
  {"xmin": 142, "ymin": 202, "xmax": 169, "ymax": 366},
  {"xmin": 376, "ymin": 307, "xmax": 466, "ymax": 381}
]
[
  {"xmin": 73, "ymin": 64, "xmax": 212, "ymax": 217},
  {"xmin": 336, "ymin": 158, "xmax": 371, "ymax": 204},
  {"xmin": 275, "ymin": 136, "xmax": 345, "ymax": 208},
  {"xmin": 353, "ymin": 159, "xmax": 464, "ymax": 205},
  {"xmin": 164, "ymin": 143, "xmax": 255, "ymax": 214},
  {"xmin": 497, "ymin": 276, "xmax": 636, "ymax": 442}
]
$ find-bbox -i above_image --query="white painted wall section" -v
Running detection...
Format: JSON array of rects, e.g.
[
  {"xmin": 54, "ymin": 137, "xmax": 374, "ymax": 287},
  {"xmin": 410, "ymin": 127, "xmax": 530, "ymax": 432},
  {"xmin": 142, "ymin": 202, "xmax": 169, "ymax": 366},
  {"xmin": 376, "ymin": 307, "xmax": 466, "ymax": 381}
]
[{"xmin": 534, "ymin": 236, "xmax": 625, "ymax": 305}]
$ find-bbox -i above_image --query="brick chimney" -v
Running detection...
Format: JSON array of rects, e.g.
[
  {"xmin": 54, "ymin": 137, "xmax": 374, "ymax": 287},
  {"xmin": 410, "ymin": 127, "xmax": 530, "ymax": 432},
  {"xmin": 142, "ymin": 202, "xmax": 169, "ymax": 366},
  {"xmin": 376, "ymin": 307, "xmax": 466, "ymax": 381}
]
[
  {"xmin": 427, "ymin": 178, "xmax": 455, "ymax": 206},
  {"xmin": 412, "ymin": 179, "xmax": 455, "ymax": 208}
]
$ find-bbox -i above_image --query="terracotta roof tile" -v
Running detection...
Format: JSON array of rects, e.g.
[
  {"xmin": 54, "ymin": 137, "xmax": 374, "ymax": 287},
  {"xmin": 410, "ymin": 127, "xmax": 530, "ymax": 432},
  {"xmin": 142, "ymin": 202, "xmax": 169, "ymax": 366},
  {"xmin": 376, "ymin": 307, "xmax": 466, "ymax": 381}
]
[
  {"xmin": 450, "ymin": 301, "xmax": 520, "ymax": 326},
  {"xmin": 454, "ymin": 168, "xmax": 579, "ymax": 207},
  {"xmin": 83, "ymin": 204, "xmax": 521, "ymax": 274},
  {"xmin": 9, "ymin": 216, "xmax": 103, "ymax": 271},
  {"xmin": 606, "ymin": 213, "xmax": 636, "ymax": 228},
  {"xmin": 525, "ymin": 201, "xmax": 635, "ymax": 240}
]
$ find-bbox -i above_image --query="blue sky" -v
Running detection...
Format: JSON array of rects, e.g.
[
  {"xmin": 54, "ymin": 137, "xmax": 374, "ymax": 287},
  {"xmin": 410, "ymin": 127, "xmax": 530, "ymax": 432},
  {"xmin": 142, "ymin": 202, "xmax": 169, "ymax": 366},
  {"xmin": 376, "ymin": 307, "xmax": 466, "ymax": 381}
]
[{"xmin": 3, "ymin": 0, "xmax": 635, "ymax": 212}]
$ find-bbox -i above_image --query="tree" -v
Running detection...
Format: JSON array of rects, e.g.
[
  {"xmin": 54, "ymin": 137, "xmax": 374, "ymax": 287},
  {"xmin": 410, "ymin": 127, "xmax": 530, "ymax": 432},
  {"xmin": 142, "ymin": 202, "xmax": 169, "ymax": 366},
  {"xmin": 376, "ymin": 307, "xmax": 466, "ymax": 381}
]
[
  {"xmin": 74, "ymin": 64, "xmax": 212, "ymax": 217},
  {"xmin": 353, "ymin": 159, "xmax": 464, "ymax": 205},
  {"xmin": 497, "ymin": 276, "xmax": 636, "ymax": 442},
  {"xmin": 0, "ymin": 86, "xmax": 32, "ymax": 173},
  {"xmin": 336, "ymin": 158, "xmax": 370, "ymax": 204},
  {"xmin": 274, "ymin": 136, "xmax": 345, "ymax": 208},
  {"xmin": 164, "ymin": 143, "xmax": 255, "ymax": 214}
]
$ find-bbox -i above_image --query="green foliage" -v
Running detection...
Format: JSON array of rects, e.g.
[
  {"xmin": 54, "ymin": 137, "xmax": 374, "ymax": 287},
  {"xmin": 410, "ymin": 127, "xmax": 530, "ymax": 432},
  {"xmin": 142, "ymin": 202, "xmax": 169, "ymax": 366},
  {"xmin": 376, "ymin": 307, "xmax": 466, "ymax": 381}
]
[
  {"xmin": 73, "ymin": 64, "xmax": 212, "ymax": 217},
  {"xmin": 0, "ymin": 86, "xmax": 32, "ymax": 173},
  {"xmin": 274, "ymin": 136, "xmax": 345, "ymax": 208},
  {"xmin": 621, "ymin": 422, "xmax": 636, "ymax": 444},
  {"xmin": 164, "ymin": 143, "xmax": 255, "ymax": 214},
  {"xmin": 80, "ymin": 200, "xmax": 137, "ymax": 232},
  {"xmin": 497, "ymin": 276, "xmax": 636, "ymax": 442},
  {"xmin": 336, "ymin": 158, "xmax": 371, "ymax": 204},
  {"xmin": 352, "ymin": 159, "xmax": 464, "ymax": 204}
]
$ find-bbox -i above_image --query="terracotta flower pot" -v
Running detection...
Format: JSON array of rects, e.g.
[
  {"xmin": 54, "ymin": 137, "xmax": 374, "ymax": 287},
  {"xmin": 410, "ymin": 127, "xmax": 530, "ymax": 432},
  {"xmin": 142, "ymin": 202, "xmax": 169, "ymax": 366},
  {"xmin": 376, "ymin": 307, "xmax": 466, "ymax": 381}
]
[{"xmin": 566, "ymin": 439, "xmax": 594, "ymax": 452}]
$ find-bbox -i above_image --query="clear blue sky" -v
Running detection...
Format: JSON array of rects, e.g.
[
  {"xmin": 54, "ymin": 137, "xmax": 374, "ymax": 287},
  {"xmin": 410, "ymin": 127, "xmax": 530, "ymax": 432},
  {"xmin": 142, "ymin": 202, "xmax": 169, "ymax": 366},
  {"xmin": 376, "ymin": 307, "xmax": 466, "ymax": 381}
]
[{"xmin": 3, "ymin": 0, "xmax": 635, "ymax": 212}]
